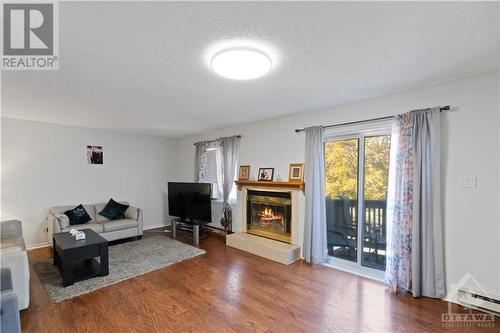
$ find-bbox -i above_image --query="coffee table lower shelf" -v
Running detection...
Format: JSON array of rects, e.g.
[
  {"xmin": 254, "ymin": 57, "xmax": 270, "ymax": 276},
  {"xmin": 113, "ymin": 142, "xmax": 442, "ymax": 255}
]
[{"xmin": 63, "ymin": 258, "xmax": 102, "ymax": 283}]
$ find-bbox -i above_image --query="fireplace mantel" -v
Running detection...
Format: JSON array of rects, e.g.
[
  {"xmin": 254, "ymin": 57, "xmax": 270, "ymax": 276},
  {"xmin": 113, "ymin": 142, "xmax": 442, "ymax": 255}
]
[{"xmin": 235, "ymin": 180, "xmax": 304, "ymax": 191}]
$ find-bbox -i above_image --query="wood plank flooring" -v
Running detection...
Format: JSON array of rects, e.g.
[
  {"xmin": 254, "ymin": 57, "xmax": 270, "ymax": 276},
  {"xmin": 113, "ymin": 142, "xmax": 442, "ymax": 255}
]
[{"xmin": 21, "ymin": 229, "xmax": 499, "ymax": 332}]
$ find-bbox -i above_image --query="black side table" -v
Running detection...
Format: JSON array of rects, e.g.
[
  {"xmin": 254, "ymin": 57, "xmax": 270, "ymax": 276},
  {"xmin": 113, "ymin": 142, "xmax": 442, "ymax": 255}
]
[{"xmin": 53, "ymin": 229, "xmax": 109, "ymax": 287}]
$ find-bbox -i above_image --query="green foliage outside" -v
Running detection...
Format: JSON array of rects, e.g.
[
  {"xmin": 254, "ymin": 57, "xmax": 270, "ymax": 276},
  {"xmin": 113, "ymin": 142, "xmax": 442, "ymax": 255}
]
[{"xmin": 325, "ymin": 136, "xmax": 390, "ymax": 201}]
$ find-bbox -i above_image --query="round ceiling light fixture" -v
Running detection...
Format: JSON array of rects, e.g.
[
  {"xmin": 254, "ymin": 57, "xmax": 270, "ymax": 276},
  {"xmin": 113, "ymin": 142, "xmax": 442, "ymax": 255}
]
[{"xmin": 211, "ymin": 47, "xmax": 272, "ymax": 80}]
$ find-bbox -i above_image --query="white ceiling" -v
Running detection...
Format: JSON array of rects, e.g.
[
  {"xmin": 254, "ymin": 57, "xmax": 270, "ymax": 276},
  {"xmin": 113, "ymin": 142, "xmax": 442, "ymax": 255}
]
[{"xmin": 2, "ymin": 2, "xmax": 499, "ymax": 137}]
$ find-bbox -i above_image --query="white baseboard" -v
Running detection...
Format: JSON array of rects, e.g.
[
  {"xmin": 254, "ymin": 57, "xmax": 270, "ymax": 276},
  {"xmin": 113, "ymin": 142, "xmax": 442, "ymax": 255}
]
[
  {"xmin": 27, "ymin": 242, "xmax": 50, "ymax": 250},
  {"xmin": 27, "ymin": 224, "xmax": 168, "ymax": 250},
  {"xmin": 143, "ymin": 222, "xmax": 169, "ymax": 230}
]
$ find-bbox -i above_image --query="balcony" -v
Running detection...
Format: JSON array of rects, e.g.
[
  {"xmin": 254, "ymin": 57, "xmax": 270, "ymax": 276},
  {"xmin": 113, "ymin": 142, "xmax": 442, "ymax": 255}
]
[{"xmin": 326, "ymin": 196, "xmax": 387, "ymax": 271}]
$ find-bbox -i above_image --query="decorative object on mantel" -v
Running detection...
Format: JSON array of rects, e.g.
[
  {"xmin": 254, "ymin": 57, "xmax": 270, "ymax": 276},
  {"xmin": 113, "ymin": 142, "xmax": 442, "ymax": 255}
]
[
  {"xmin": 238, "ymin": 165, "xmax": 250, "ymax": 181},
  {"xmin": 235, "ymin": 180, "xmax": 305, "ymax": 192},
  {"xmin": 288, "ymin": 163, "xmax": 305, "ymax": 183},
  {"xmin": 258, "ymin": 167, "xmax": 274, "ymax": 181}
]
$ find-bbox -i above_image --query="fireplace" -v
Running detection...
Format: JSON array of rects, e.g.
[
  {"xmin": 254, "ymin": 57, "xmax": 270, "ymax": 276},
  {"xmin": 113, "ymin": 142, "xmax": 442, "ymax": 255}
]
[{"xmin": 246, "ymin": 190, "xmax": 292, "ymax": 243}]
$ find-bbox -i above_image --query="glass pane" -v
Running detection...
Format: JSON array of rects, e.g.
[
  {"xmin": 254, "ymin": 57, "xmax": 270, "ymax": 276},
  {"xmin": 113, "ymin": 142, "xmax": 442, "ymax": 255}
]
[
  {"xmin": 325, "ymin": 139, "xmax": 359, "ymax": 262},
  {"xmin": 362, "ymin": 135, "xmax": 390, "ymax": 270}
]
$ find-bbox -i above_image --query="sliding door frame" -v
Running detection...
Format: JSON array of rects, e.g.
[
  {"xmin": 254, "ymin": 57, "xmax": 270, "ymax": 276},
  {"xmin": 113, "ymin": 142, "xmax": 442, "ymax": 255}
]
[{"xmin": 323, "ymin": 120, "xmax": 392, "ymax": 281}]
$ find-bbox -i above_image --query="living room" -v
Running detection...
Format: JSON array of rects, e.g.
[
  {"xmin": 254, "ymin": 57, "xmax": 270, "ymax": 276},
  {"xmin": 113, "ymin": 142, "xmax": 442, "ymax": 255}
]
[{"xmin": 1, "ymin": 1, "xmax": 499, "ymax": 332}]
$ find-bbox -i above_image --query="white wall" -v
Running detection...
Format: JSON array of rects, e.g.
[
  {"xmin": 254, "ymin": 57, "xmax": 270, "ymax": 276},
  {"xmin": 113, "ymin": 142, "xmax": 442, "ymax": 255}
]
[
  {"xmin": 174, "ymin": 72, "xmax": 500, "ymax": 297},
  {"xmin": 1, "ymin": 118, "xmax": 176, "ymax": 248}
]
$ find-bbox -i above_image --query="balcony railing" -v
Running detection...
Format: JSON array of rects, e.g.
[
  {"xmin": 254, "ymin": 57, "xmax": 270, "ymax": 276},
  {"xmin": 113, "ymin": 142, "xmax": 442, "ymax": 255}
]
[{"xmin": 326, "ymin": 196, "xmax": 387, "ymax": 270}]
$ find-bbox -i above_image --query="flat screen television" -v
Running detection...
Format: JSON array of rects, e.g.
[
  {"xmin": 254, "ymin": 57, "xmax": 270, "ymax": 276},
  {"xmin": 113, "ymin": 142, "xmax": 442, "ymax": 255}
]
[{"xmin": 168, "ymin": 182, "xmax": 212, "ymax": 222}]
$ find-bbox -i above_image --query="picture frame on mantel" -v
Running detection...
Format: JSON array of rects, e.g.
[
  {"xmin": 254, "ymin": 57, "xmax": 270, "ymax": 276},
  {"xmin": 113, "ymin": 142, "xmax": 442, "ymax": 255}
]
[
  {"xmin": 288, "ymin": 163, "xmax": 304, "ymax": 183},
  {"xmin": 258, "ymin": 168, "xmax": 274, "ymax": 181},
  {"xmin": 239, "ymin": 165, "xmax": 250, "ymax": 181}
]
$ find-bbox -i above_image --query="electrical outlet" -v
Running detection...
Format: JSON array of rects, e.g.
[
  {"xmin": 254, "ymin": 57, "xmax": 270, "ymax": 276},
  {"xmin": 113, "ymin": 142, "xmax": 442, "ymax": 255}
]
[
  {"xmin": 459, "ymin": 176, "xmax": 477, "ymax": 188},
  {"xmin": 43, "ymin": 227, "xmax": 48, "ymax": 233}
]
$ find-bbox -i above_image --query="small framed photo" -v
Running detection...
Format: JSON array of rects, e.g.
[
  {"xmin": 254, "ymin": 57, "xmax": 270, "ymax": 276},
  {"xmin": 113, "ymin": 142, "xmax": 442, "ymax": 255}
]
[
  {"xmin": 289, "ymin": 163, "xmax": 304, "ymax": 182},
  {"xmin": 239, "ymin": 165, "xmax": 250, "ymax": 180},
  {"xmin": 258, "ymin": 168, "xmax": 274, "ymax": 181},
  {"xmin": 87, "ymin": 145, "xmax": 103, "ymax": 165}
]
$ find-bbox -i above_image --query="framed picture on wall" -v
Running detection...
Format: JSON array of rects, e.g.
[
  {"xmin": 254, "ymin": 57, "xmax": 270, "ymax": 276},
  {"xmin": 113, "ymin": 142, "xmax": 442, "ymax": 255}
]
[
  {"xmin": 239, "ymin": 165, "xmax": 250, "ymax": 180},
  {"xmin": 258, "ymin": 168, "xmax": 274, "ymax": 181},
  {"xmin": 288, "ymin": 163, "xmax": 304, "ymax": 182},
  {"xmin": 87, "ymin": 145, "xmax": 103, "ymax": 164}
]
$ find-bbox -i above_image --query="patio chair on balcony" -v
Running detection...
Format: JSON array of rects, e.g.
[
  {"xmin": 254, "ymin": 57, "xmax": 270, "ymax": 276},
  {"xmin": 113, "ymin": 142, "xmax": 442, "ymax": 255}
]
[{"xmin": 326, "ymin": 196, "xmax": 357, "ymax": 258}]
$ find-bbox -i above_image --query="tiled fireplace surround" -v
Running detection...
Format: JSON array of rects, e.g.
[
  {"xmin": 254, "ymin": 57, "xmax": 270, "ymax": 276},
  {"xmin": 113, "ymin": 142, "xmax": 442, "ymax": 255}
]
[{"xmin": 226, "ymin": 183, "xmax": 305, "ymax": 264}]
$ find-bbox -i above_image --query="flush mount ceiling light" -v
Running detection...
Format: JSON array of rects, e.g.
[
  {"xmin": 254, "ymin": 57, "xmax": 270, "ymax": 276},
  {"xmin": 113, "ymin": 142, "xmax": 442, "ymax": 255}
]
[{"xmin": 211, "ymin": 47, "xmax": 272, "ymax": 80}]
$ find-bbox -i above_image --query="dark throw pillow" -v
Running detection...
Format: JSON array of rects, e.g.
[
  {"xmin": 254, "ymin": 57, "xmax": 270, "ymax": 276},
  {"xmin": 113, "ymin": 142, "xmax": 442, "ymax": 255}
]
[
  {"xmin": 64, "ymin": 204, "xmax": 92, "ymax": 226},
  {"xmin": 99, "ymin": 199, "xmax": 129, "ymax": 220}
]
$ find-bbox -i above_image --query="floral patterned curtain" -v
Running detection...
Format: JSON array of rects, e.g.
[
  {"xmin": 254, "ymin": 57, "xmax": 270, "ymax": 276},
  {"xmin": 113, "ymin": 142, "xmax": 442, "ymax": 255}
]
[
  {"xmin": 385, "ymin": 113, "xmax": 414, "ymax": 292},
  {"xmin": 385, "ymin": 108, "xmax": 444, "ymax": 298}
]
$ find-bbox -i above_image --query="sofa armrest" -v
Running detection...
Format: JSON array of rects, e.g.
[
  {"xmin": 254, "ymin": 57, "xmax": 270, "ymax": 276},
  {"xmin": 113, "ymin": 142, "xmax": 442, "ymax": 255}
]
[
  {"xmin": 1, "ymin": 250, "xmax": 30, "ymax": 310},
  {"xmin": 50, "ymin": 212, "xmax": 63, "ymax": 231},
  {"xmin": 123, "ymin": 206, "xmax": 143, "ymax": 235},
  {"xmin": 1, "ymin": 290, "xmax": 21, "ymax": 333},
  {"xmin": 0, "ymin": 220, "xmax": 22, "ymax": 239},
  {"xmin": 47, "ymin": 212, "xmax": 62, "ymax": 247}
]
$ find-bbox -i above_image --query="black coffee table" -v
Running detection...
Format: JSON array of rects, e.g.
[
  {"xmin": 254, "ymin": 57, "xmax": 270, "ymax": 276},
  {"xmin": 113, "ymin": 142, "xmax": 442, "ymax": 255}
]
[{"xmin": 53, "ymin": 229, "xmax": 109, "ymax": 287}]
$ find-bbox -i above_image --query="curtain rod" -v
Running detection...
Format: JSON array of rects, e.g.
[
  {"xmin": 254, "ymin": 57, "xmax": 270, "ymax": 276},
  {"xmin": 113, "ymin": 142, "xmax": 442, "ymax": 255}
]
[
  {"xmin": 193, "ymin": 135, "xmax": 241, "ymax": 146},
  {"xmin": 294, "ymin": 105, "xmax": 451, "ymax": 133}
]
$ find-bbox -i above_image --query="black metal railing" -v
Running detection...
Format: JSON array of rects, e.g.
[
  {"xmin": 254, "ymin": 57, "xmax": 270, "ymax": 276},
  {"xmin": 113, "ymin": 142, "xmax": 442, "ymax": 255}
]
[{"xmin": 325, "ymin": 196, "xmax": 387, "ymax": 270}]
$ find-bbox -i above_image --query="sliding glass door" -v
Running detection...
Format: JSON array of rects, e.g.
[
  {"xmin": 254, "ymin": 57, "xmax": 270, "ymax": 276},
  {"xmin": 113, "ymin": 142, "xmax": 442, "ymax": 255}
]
[{"xmin": 325, "ymin": 128, "xmax": 391, "ymax": 278}]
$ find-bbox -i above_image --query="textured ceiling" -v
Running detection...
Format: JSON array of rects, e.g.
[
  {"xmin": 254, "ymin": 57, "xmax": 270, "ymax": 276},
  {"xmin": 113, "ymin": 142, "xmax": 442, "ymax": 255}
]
[{"xmin": 2, "ymin": 2, "xmax": 499, "ymax": 137}]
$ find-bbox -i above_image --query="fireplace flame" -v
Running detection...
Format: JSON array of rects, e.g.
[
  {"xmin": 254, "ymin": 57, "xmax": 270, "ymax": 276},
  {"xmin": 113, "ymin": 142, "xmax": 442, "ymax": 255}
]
[{"xmin": 258, "ymin": 207, "xmax": 285, "ymax": 228}]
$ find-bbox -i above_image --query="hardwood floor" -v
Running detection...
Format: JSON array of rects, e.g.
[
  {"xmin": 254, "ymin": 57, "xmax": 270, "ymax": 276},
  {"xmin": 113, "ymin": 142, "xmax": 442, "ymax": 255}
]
[{"xmin": 22, "ymin": 230, "xmax": 498, "ymax": 332}]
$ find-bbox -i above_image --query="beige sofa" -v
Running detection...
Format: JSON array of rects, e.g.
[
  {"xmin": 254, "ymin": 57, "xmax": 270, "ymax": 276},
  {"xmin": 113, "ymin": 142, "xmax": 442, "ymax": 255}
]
[
  {"xmin": 0, "ymin": 220, "xmax": 30, "ymax": 310},
  {"xmin": 47, "ymin": 202, "xmax": 143, "ymax": 247}
]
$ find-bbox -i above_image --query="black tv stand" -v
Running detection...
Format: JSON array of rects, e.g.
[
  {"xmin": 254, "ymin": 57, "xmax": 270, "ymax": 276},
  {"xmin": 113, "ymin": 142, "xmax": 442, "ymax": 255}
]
[{"xmin": 170, "ymin": 218, "xmax": 207, "ymax": 245}]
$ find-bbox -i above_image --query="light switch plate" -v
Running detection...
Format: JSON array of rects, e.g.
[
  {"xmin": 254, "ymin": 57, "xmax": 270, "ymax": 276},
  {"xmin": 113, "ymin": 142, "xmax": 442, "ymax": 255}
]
[{"xmin": 459, "ymin": 176, "xmax": 477, "ymax": 188}]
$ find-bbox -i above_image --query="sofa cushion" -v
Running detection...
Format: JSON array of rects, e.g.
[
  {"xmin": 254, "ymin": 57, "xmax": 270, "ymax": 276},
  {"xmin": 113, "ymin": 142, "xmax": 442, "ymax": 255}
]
[
  {"xmin": 64, "ymin": 204, "xmax": 92, "ymax": 225},
  {"xmin": 0, "ymin": 236, "xmax": 26, "ymax": 253},
  {"xmin": 102, "ymin": 219, "xmax": 138, "ymax": 233},
  {"xmin": 0, "ymin": 220, "xmax": 22, "ymax": 239},
  {"xmin": 94, "ymin": 201, "xmax": 129, "ymax": 222},
  {"xmin": 99, "ymin": 199, "xmax": 129, "ymax": 220},
  {"xmin": 94, "ymin": 203, "xmax": 110, "ymax": 222},
  {"xmin": 61, "ymin": 222, "xmax": 104, "ymax": 234},
  {"xmin": 124, "ymin": 206, "xmax": 139, "ymax": 220},
  {"xmin": 54, "ymin": 213, "xmax": 70, "ymax": 230},
  {"xmin": 51, "ymin": 205, "xmax": 96, "ymax": 223}
]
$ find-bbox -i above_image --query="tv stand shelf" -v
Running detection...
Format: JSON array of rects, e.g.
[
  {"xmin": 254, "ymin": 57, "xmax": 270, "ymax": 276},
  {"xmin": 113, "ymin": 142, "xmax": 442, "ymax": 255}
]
[{"xmin": 171, "ymin": 218, "xmax": 207, "ymax": 245}]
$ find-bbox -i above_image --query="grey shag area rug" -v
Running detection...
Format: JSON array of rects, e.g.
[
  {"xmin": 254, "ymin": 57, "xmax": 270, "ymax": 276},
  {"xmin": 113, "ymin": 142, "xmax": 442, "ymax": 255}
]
[{"xmin": 33, "ymin": 236, "xmax": 205, "ymax": 303}]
